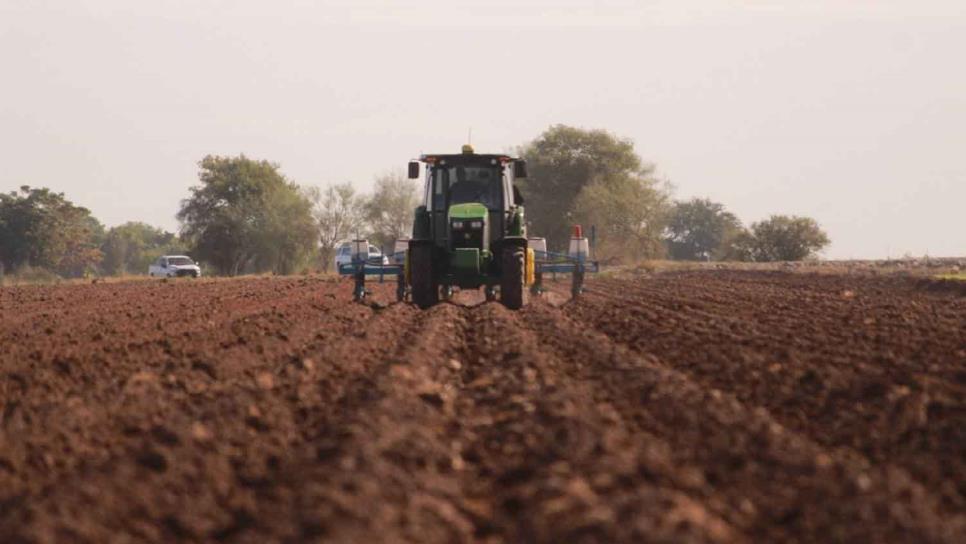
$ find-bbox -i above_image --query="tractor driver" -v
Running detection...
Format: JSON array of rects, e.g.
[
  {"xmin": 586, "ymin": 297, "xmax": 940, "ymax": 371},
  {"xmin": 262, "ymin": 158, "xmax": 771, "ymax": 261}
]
[{"xmin": 449, "ymin": 166, "xmax": 500, "ymax": 209}]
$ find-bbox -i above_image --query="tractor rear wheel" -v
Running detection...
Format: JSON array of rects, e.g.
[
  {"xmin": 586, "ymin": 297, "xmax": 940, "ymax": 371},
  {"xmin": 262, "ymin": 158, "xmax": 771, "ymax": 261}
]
[
  {"xmin": 411, "ymin": 243, "xmax": 439, "ymax": 309},
  {"xmin": 500, "ymin": 247, "xmax": 527, "ymax": 310}
]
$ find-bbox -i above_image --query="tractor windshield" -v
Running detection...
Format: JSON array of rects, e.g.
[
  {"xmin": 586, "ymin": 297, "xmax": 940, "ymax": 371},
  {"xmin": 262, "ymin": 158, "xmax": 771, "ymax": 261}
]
[{"xmin": 434, "ymin": 165, "xmax": 503, "ymax": 210}]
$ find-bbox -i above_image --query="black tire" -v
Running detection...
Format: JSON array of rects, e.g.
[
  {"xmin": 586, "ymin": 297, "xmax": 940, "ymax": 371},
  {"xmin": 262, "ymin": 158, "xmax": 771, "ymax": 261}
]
[
  {"xmin": 500, "ymin": 247, "xmax": 527, "ymax": 310},
  {"xmin": 571, "ymin": 269, "xmax": 584, "ymax": 298},
  {"xmin": 410, "ymin": 243, "xmax": 438, "ymax": 309}
]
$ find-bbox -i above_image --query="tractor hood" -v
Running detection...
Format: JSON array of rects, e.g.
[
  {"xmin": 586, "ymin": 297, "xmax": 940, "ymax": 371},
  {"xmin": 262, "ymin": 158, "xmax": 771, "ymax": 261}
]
[
  {"xmin": 448, "ymin": 202, "xmax": 488, "ymax": 221},
  {"xmin": 447, "ymin": 203, "xmax": 490, "ymax": 271}
]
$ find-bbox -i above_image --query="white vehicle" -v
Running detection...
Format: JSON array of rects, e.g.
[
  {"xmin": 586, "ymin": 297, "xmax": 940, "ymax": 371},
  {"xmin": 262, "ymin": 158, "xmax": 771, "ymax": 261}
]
[
  {"xmin": 149, "ymin": 255, "xmax": 202, "ymax": 278},
  {"xmin": 334, "ymin": 242, "xmax": 389, "ymax": 270}
]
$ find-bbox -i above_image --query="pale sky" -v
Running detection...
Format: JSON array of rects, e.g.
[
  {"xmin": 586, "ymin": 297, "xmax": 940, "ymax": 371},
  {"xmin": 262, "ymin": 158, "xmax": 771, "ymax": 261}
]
[{"xmin": 2, "ymin": 0, "xmax": 964, "ymax": 258}]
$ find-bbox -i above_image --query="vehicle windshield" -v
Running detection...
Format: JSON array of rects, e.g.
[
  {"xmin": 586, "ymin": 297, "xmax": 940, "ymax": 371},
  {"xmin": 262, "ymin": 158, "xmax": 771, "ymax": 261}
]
[
  {"xmin": 168, "ymin": 257, "xmax": 194, "ymax": 266},
  {"xmin": 434, "ymin": 165, "xmax": 502, "ymax": 210}
]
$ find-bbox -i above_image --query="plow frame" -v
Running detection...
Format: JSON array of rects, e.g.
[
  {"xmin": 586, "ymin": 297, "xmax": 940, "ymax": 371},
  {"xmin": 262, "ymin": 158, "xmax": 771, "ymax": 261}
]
[
  {"xmin": 339, "ymin": 247, "xmax": 600, "ymax": 303},
  {"xmin": 531, "ymin": 249, "xmax": 600, "ymax": 297},
  {"xmin": 337, "ymin": 250, "xmax": 408, "ymax": 302}
]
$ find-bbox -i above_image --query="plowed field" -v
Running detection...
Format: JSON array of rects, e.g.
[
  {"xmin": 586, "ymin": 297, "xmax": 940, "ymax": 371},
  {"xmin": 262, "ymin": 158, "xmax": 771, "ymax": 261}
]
[{"xmin": 1, "ymin": 271, "xmax": 964, "ymax": 543}]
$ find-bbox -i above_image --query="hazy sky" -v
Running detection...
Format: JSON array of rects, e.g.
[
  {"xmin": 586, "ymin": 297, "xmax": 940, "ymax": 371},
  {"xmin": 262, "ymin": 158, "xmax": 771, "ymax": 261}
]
[{"xmin": 2, "ymin": 0, "xmax": 964, "ymax": 258}]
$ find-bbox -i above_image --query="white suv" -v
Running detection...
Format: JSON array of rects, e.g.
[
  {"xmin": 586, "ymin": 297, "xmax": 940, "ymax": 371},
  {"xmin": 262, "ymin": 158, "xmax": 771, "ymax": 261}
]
[
  {"xmin": 149, "ymin": 256, "xmax": 202, "ymax": 278},
  {"xmin": 334, "ymin": 243, "xmax": 389, "ymax": 270}
]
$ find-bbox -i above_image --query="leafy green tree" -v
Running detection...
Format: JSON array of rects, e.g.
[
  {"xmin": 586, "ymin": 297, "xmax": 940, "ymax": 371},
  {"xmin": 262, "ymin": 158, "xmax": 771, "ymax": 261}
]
[
  {"xmin": 719, "ymin": 228, "xmax": 757, "ymax": 262},
  {"xmin": 101, "ymin": 222, "xmax": 182, "ymax": 275},
  {"xmin": 0, "ymin": 186, "xmax": 104, "ymax": 277},
  {"xmin": 665, "ymin": 198, "xmax": 744, "ymax": 261},
  {"xmin": 177, "ymin": 155, "xmax": 317, "ymax": 275},
  {"xmin": 253, "ymin": 183, "xmax": 318, "ymax": 274},
  {"xmin": 364, "ymin": 171, "xmax": 420, "ymax": 251},
  {"xmin": 519, "ymin": 125, "xmax": 662, "ymax": 251},
  {"xmin": 306, "ymin": 182, "xmax": 366, "ymax": 272},
  {"xmin": 747, "ymin": 215, "xmax": 830, "ymax": 261}
]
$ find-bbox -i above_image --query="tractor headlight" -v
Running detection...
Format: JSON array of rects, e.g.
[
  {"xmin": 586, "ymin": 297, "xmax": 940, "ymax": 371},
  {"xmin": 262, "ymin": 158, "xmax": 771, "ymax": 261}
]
[
  {"xmin": 452, "ymin": 221, "xmax": 464, "ymax": 230},
  {"xmin": 469, "ymin": 221, "xmax": 483, "ymax": 229}
]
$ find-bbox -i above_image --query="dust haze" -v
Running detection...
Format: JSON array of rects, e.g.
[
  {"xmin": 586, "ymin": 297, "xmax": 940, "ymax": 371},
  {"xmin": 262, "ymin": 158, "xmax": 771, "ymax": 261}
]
[{"xmin": 1, "ymin": 0, "xmax": 964, "ymax": 257}]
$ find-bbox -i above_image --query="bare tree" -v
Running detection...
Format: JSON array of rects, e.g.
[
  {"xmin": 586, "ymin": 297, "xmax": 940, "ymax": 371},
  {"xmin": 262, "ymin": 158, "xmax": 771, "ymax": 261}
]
[
  {"xmin": 573, "ymin": 173, "xmax": 672, "ymax": 262},
  {"xmin": 364, "ymin": 171, "xmax": 420, "ymax": 251},
  {"xmin": 305, "ymin": 183, "xmax": 366, "ymax": 272}
]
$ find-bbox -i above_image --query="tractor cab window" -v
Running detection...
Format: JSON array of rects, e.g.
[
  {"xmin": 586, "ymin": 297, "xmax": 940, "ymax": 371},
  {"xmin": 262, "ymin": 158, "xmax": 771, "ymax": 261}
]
[{"xmin": 433, "ymin": 165, "xmax": 503, "ymax": 210}]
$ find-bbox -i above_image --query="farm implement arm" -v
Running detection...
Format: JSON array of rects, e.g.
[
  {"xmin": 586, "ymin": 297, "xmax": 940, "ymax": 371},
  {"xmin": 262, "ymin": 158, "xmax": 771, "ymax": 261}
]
[
  {"xmin": 341, "ymin": 226, "xmax": 600, "ymax": 305},
  {"xmin": 337, "ymin": 241, "xmax": 407, "ymax": 302},
  {"xmin": 531, "ymin": 249, "xmax": 600, "ymax": 298}
]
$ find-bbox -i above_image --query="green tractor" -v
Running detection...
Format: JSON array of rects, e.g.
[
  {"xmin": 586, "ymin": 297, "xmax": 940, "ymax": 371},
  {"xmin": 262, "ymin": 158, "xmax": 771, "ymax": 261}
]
[
  {"xmin": 406, "ymin": 145, "xmax": 534, "ymax": 309},
  {"xmin": 338, "ymin": 145, "xmax": 596, "ymax": 306}
]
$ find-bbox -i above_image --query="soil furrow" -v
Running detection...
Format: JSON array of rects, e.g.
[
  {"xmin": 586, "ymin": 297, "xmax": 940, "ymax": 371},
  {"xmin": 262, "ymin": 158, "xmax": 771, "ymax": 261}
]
[
  {"xmin": 449, "ymin": 302, "xmax": 742, "ymax": 543},
  {"xmin": 1, "ymin": 272, "xmax": 962, "ymax": 543},
  {"xmin": 519, "ymin": 299, "xmax": 964, "ymax": 543},
  {"xmin": 573, "ymin": 272, "xmax": 966, "ymax": 513}
]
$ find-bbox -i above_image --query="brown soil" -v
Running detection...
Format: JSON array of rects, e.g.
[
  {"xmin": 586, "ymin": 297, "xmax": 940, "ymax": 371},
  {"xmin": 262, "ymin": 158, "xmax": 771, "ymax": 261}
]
[{"xmin": 0, "ymin": 271, "xmax": 963, "ymax": 543}]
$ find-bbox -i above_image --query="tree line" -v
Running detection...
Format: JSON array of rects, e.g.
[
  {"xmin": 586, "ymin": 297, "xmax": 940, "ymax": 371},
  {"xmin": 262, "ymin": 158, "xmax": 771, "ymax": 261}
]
[
  {"xmin": 519, "ymin": 125, "xmax": 829, "ymax": 263},
  {"xmin": 0, "ymin": 158, "xmax": 417, "ymax": 278},
  {"xmin": 0, "ymin": 125, "xmax": 829, "ymax": 280}
]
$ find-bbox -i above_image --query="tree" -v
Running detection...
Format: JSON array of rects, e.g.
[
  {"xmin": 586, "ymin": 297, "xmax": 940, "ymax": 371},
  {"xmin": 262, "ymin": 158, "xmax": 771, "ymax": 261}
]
[
  {"xmin": 665, "ymin": 198, "xmax": 744, "ymax": 261},
  {"xmin": 0, "ymin": 186, "xmax": 104, "ymax": 277},
  {"xmin": 101, "ymin": 222, "xmax": 182, "ymax": 275},
  {"xmin": 519, "ymin": 125, "xmax": 662, "ymax": 251},
  {"xmin": 307, "ymin": 182, "xmax": 366, "ymax": 272},
  {"xmin": 254, "ymin": 183, "xmax": 318, "ymax": 275},
  {"xmin": 719, "ymin": 228, "xmax": 757, "ymax": 262},
  {"xmin": 746, "ymin": 215, "xmax": 830, "ymax": 261},
  {"xmin": 573, "ymin": 174, "xmax": 671, "ymax": 262},
  {"xmin": 177, "ymin": 155, "xmax": 317, "ymax": 275},
  {"xmin": 364, "ymin": 171, "xmax": 419, "ymax": 251}
]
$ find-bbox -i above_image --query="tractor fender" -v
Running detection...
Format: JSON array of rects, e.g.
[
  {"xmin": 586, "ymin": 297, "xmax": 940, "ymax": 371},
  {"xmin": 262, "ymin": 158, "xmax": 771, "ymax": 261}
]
[{"xmin": 501, "ymin": 236, "xmax": 528, "ymax": 250}]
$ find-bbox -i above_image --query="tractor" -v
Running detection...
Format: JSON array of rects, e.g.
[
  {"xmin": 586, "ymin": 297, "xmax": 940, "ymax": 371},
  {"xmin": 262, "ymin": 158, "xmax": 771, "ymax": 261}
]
[
  {"xmin": 405, "ymin": 144, "xmax": 533, "ymax": 309},
  {"xmin": 338, "ymin": 145, "xmax": 597, "ymax": 308}
]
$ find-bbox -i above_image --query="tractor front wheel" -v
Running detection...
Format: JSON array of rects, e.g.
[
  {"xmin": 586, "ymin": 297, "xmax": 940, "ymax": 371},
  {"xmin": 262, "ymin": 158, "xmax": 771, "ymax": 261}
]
[
  {"xmin": 411, "ymin": 243, "xmax": 439, "ymax": 309},
  {"xmin": 500, "ymin": 247, "xmax": 527, "ymax": 310}
]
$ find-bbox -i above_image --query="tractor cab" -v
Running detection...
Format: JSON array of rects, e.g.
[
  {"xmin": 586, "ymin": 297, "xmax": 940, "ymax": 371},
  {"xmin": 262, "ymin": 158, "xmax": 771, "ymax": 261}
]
[{"xmin": 411, "ymin": 145, "xmax": 527, "ymax": 255}]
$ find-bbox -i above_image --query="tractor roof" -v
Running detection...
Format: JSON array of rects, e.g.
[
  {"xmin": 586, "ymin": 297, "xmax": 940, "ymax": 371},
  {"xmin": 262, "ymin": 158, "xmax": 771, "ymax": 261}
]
[
  {"xmin": 419, "ymin": 154, "xmax": 519, "ymax": 165},
  {"xmin": 419, "ymin": 145, "xmax": 519, "ymax": 165}
]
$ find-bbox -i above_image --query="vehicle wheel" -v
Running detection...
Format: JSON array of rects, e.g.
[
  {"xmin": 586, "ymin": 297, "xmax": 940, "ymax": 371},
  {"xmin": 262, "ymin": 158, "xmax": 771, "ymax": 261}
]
[
  {"xmin": 410, "ymin": 243, "xmax": 438, "ymax": 309},
  {"xmin": 485, "ymin": 285, "xmax": 497, "ymax": 302},
  {"xmin": 571, "ymin": 269, "xmax": 585, "ymax": 298},
  {"xmin": 500, "ymin": 247, "xmax": 527, "ymax": 310}
]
